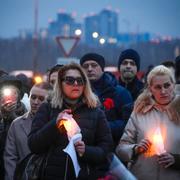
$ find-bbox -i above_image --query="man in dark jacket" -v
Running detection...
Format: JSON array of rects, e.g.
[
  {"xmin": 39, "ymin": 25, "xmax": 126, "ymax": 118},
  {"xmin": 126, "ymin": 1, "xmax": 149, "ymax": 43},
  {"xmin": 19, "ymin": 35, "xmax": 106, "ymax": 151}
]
[
  {"xmin": 118, "ymin": 49, "xmax": 144, "ymax": 101},
  {"xmin": 80, "ymin": 53, "xmax": 133, "ymax": 146}
]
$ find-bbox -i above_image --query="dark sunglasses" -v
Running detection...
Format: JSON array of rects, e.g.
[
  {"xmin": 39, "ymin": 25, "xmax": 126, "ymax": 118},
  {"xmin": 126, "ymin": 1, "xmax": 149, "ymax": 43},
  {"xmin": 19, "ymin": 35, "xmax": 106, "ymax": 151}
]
[
  {"xmin": 30, "ymin": 94, "xmax": 45, "ymax": 101},
  {"xmin": 62, "ymin": 76, "xmax": 85, "ymax": 86}
]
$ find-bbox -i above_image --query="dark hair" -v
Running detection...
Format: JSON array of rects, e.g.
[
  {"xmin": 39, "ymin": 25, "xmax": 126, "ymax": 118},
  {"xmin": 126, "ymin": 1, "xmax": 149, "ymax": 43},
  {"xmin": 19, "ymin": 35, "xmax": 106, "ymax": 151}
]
[
  {"xmin": 175, "ymin": 55, "xmax": 180, "ymax": 82},
  {"xmin": 47, "ymin": 64, "xmax": 63, "ymax": 83},
  {"xmin": 0, "ymin": 69, "xmax": 8, "ymax": 77},
  {"xmin": 0, "ymin": 74, "xmax": 24, "ymax": 99},
  {"xmin": 161, "ymin": 61, "xmax": 175, "ymax": 69},
  {"xmin": 34, "ymin": 82, "xmax": 53, "ymax": 91},
  {"xmin": 16, "ymin": 73, "xmax": 32, "ymax": 95}
]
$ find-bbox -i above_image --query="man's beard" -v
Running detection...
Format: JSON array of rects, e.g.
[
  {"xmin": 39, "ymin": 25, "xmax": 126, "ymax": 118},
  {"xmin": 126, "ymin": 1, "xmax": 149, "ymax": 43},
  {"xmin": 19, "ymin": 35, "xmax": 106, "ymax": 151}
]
[{"xmin": 122, "ymin": 71, "xmax": 135, "ymax": 82}]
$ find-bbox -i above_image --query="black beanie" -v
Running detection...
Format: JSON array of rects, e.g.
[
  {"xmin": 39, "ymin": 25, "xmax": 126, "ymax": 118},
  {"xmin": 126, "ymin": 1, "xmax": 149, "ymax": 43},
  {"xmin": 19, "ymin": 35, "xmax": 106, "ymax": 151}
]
[
  {"xmin": 0, "ymin": 74, "xmax": 23, "ymax": 98},
  {"xmin": 80, "ymin": 53, "xmax": 105, "ymax": 70},
  {"xmin": 118, "ymin": 49, "xmax": 140, "ymax": 71}
]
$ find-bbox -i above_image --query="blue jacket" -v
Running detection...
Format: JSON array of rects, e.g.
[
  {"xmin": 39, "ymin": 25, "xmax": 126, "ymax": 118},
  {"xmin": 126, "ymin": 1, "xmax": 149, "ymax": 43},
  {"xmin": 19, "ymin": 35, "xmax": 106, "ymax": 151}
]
[{"xmin": 91, "ymin": 72, "xmax": 133, "ymax": 145}]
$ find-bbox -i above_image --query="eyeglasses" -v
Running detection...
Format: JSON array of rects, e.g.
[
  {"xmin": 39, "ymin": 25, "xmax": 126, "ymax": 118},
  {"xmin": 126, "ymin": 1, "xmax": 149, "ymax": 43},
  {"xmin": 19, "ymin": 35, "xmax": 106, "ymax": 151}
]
[
  {"xmin": 62, "ymin": 76, "xmax": 85, "ymax": 86},
  {"xmin": 30, "ymin": 94, "xmax": 45, "ymax": 101},
  {"xmin": 153, "ymin": 82, "xmax": 172, "ymax": 91}
]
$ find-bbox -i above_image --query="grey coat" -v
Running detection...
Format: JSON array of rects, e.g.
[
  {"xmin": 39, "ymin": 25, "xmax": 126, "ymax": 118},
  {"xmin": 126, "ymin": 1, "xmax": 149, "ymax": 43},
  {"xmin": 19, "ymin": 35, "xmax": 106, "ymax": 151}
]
[
  {"xmin": 4, "ymin": 112, "xmax": 33, "ymax": 180},
  {"xmin": 116, "ymin": 103, "xmax": 180, "ymax": 180}
]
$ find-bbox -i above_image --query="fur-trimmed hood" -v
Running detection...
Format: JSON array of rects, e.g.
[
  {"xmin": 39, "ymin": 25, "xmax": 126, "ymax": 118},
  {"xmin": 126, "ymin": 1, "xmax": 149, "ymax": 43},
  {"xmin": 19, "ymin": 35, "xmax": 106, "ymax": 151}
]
[{"xmin": 134, "ymin": 90, "xmax": 180, "ymax": 124}]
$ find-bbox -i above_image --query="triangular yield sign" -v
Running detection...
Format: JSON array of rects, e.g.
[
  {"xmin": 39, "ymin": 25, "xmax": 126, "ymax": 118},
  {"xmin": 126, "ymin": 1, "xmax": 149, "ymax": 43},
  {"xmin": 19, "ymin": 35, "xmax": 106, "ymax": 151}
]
[{"xmin": 56, "ymin": 36, "xmax": 80, "ymax": 57}]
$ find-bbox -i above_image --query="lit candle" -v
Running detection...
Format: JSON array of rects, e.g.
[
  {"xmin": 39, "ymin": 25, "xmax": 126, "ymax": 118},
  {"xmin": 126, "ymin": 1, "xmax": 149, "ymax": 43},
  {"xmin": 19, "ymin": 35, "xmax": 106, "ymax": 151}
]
[
  {"xmin": 152, "ymin": 127, "xmax": 166, "ymax": 155},
  {"xmin": 61, "ymin": 113, "xmax": 82, "ymax": 157},
  {"xmin": 60, "ymin": 113, "xmax": 81, "ymax": 140}
]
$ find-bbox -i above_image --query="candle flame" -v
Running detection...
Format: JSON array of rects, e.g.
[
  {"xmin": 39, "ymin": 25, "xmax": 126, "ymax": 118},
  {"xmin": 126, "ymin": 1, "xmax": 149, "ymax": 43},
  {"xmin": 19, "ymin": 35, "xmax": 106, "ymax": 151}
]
[
  {"xmin": 60, "ymin": 113, "xmax": 81, "ymax": 140},
  {"xmin": 152, "ymin": 127, "xmax": 166, "ymax": 155},
  {"xmin": 63, "ymin": 120, "xmax": 73, "ymax": 132},
  {"xmin": 153, "ymin": 131, "xmax": 163, "ymax": 144}
]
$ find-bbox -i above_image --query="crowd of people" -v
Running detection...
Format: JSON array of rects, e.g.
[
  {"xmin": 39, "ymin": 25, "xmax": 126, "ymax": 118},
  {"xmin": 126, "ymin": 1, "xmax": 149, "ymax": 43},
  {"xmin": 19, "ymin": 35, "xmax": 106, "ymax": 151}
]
[{"xmin": 0, "ymin": 49, "xmax": 180, "ymax": 180}]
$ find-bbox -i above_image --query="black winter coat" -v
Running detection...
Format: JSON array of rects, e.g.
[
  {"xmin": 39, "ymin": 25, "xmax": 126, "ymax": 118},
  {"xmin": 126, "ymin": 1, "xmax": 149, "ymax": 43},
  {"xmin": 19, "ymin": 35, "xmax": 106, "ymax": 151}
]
[
  {"xmin": 119, "ymin": 76, "xmax": 144, "ymax": 101},
  {"xmin": 0, "ymin": 102, "xmax": 27, "ymax": 180},
  {"xmin": 28, "ymin": 101, "xmax": 113, "ymax": 180}
]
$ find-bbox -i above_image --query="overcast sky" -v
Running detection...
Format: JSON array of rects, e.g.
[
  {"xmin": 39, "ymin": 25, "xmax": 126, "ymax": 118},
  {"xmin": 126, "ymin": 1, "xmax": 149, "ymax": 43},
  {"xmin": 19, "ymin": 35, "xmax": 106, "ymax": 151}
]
[{"xmin": 1, "ymin": 0, "xmax": 180, "ymax": 38}]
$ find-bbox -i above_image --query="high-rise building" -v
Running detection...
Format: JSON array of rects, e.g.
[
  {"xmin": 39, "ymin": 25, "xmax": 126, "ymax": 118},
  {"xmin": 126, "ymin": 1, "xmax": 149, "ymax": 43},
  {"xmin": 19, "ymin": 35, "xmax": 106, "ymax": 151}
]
[
  {"xmin": 48, "ymin": 12, "xmax": 81, "ymax": 37},
  {"xmin": 99, "ymin": 9, "xmax": 118, "ymax": 38},
  {"xmin": 84, "ymin": 9, "xmax": 118, "ymax": 44},
  {"xmin": 84, "ymin": 15, "xmax": 99, "ymax": 44}
]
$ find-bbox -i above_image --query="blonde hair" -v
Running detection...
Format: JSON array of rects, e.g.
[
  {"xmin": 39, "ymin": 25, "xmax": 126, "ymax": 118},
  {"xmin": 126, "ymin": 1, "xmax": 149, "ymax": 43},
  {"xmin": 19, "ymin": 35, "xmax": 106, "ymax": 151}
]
[
  {"xmin": 51, "ymin": 63, "xmax": 99, "ymax": 109},
  {"xmin": 134, "ymin": 65, "xmax": 178, "ymax": 122},
  {"xmin": 147, "ymin": 65, "xmax": 175, "ymax": 86}
]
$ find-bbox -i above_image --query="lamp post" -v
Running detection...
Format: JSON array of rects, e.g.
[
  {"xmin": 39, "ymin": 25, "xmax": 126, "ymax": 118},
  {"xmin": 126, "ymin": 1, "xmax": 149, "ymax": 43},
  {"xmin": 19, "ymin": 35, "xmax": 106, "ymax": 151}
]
[{"xmin": 32, "ymin": 0, "xmax": 38, "ymax": 76}]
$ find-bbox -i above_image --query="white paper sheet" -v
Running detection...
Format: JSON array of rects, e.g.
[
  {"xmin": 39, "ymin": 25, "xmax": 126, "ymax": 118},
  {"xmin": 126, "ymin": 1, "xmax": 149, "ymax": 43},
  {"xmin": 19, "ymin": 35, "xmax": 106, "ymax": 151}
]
[{"xmin": 63, "ymin": 133, "xmax": 82, "ymax": 177}]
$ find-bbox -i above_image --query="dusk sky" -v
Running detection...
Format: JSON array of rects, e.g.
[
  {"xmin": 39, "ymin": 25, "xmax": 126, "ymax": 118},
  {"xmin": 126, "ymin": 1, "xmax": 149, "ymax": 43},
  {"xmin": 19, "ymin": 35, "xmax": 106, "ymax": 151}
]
[{"xmin": 1, "ymin": 0, "xmax": 180, "ymax": 38}]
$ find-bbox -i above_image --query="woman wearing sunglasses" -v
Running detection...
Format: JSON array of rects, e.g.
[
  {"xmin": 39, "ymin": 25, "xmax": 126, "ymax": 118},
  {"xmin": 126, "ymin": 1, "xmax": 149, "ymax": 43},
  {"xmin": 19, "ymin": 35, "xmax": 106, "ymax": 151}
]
[
  {"xmin": 28, "ymin": 63, "xmax": 113, "ymax": 180},
  {"xmin": 116, "ymin": 65, "xmax": 180, "ymax": 180}
]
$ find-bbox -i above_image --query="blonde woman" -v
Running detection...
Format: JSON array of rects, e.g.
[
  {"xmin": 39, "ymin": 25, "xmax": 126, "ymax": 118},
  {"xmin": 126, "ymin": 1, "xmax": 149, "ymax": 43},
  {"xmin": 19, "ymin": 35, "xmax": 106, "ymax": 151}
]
[
  {"xmin": 28, "ymin": 63, "xmax": 113, "ymax": 180},
  {"xmin": 116, "ymin": 65, "xmax": 180, "ymax": 180}
]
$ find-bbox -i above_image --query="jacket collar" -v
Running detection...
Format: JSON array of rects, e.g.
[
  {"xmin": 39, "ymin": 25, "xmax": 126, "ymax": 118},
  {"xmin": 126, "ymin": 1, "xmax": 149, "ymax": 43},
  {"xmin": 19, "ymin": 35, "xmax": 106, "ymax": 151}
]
[{"xmin": 20, "ymin": 112, "xmax": 34, "ymax": 135}]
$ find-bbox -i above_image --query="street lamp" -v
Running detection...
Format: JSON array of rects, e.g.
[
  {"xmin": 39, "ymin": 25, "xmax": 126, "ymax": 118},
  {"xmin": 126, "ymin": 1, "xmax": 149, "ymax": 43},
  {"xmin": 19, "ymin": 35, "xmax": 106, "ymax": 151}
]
[
  {"xmin": 75, "ymin": 29, "xmax": 82, "ymax": 36},
  {"xmin": 92, "ymin": 32, "xmax": 99, "ymax": 39},
  {"xmin": 99, "ymin": 38, "xmax": 105, "ymax": 44}
]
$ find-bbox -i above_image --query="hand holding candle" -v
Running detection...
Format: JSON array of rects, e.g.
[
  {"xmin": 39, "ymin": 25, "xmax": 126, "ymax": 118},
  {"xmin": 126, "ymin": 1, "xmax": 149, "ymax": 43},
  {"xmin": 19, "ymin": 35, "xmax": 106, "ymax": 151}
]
[
  {"xmin": 134, "ymin": 139, "xmax": 151, "ymax": 155},
  {"xmin": 57, "ymin": 111, "xmax": 83, "ymax": 156},
  {"xmin": 56, "ymin": 109, "xmax": 72, "ymax": 133},
  {"xmin": 62, "ymin": 116, "xmax": 83, "ymax": 156},
  {"xmin": 158, "ymin": 152, "xmax": 175, "ymax": 168},
  {"xmin": 1, "ymin": 87, "xmax": 18, "ymax": 112},
  {"xmin": 74, "ymin": 139, "xmax": 85, "ymax": 157},
  {"xmin": 60, "ymin": 113, "xmax": 81, "ymax": 140}
]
